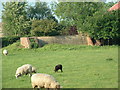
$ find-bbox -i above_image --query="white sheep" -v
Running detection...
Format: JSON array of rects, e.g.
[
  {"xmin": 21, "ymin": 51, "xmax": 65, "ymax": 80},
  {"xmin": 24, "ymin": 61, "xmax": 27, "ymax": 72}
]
[
  {"xmin": 15, "ymin": 64, "xmax": 32, "ymax": 78},
  {"xmin": 3, "ymin": 49, "xmax": 8, "ymax": 56},
  {"xmin": 31, "ymin": 73, "xmax": 61, "ymax": 89}
]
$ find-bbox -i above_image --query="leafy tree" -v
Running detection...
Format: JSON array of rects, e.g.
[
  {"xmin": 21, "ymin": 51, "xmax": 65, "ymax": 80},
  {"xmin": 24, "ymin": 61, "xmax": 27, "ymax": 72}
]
[
  {"xmin": 83, "ymin": 9, "xmax": 119, "ymax": 44},
  {"xmin": 105, "ymin": 2, "xmax": 115, "ymax": 8},
  {"xmin": 53, "ymin": 2, "xmax": 106, "ymax": 31},
  {"xmin": 31, "ymin": 19, "xmax": 60, "ymax": 36},
  {"xmin": 2, "ymin": 2, "xmax": 30, "ymax": 36},
  {"xmin": 27, "ymin": 2, "xmax": 57, "ymax": 22},
  {"xmin": 53, "ymin": 2, "xmax": 120, "ymax": 45}
]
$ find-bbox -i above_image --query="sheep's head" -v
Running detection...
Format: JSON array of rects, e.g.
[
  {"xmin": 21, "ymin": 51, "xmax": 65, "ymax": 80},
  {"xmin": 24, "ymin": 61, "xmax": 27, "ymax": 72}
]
[
  {"xmin": 55, "ymin": 85, "xmax": 61, "ymax": 90},
  {"xmin": 51, "ymin": 82, "xmax": 60, "ymax": 89},
  {"xmin": 15, "ymin": 73, "xmax": 21, "ymax": 79}
]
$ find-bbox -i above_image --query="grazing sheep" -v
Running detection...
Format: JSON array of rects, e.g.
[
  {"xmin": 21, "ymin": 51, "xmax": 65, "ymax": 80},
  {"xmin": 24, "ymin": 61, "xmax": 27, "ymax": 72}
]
[
  {"xmin": 3, "ymin": 49, "xmax": 8, "ymax": 56},
  {"xmin": 15, "ymin": 64, "xmax": 32, "ymax": 78},
  {"xmin": 54, "ymin": 64, "xmax": 63, "ymax": 72},
  {"xmin": 31, "ymin": 73, "xmax": 61, "ymax": 89}
]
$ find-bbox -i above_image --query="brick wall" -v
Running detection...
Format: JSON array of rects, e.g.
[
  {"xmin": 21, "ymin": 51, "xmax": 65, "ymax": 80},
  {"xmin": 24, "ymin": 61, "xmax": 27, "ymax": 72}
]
[
  {"xmin": 20, "ymin": 35, "xmax": 93, "ymax": 48},
  {"xmin": 37, "ymin": 35, "xmax": 88, "ymax": 46},
  {"xmin": 20, "ymin": 37, "xmax": 30, "ymax": 48}
]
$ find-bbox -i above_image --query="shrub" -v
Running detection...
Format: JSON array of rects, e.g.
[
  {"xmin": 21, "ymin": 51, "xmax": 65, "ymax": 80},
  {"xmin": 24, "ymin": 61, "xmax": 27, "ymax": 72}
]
[
  {"xmin": 30, "ymin": 19, "xmax": 60, "ymax": 36},
  {"xmin": 30, "ymin": 42, "xmax": 39, "ymax": 49},
  {"xmin": 1, "ymin": 36, "xmax": 20, "ymax": 47},
  {"xmin": 29, "ymin": 38, "xmax": 39, "ymax": 49}
]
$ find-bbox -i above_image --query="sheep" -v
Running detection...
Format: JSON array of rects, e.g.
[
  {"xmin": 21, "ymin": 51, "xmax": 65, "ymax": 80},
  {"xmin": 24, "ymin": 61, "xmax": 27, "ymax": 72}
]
[
  {"xmin": 15, "ymin": 64, "xmax": 32, "ymax": 78},
  {"xmin": 54, "ymin": 64, "xmax": 63, "ymax": 72},
  {"xmin": 31, "ymin": 73, "xmax": 61, "ymax": 89},
  {"xmin": 3, "ymin": 49, "xmax": 8, "ymax": 56}
]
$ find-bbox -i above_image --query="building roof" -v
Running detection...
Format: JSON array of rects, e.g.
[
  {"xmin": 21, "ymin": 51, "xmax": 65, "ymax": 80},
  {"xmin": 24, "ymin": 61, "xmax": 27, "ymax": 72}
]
[{"xmin": 108, "ymin": 1, "xmax": 120, "ymax": 11}]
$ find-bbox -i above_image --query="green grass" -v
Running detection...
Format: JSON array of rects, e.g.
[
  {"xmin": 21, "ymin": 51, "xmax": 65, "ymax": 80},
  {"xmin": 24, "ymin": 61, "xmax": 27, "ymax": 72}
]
[{"xmin": 2, "ymin": 42, "xmax": 118, "ymax": 88}]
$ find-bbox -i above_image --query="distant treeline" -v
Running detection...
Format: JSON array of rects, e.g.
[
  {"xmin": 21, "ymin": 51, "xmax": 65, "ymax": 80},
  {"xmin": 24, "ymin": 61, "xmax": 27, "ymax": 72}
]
[{"xmin": 1, "ymin": 2, "xmax": 120, "ymax": 45}]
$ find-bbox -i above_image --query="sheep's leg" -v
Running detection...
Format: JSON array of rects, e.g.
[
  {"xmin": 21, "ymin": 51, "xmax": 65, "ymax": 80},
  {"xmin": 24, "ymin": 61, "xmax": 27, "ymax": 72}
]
[
  {"xmin": 29, "ymin": 73, "xmax": 32, "ymax": 77},
  {"xmin": 29, "ymin": 66, "xmax": 32, "ymax": 77},
  {"xmin": 32, "ymin": 83, "xmax": 36, "ymax": 88},
  {"xmin": 32, "ymin": 85, "xmax": 35, "ymax": 88},
  {"xmin": 46, "ymin": 88, "xmax": 50, "ymax": 90},
  {"xmin": 35, "ymin": 86, "xmax": 39, "ymax": 90}
]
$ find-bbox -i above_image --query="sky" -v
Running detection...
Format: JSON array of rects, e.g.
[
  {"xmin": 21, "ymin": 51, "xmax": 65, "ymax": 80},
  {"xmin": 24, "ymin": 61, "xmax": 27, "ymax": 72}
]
[{"xmin": 0, "ymin": 0, "xmax": 119, "ymax": 22}]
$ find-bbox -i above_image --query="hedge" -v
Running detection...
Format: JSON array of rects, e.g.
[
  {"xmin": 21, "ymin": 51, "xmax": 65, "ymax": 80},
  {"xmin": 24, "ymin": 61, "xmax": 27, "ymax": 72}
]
[{"xmin": 1, "ymin": 36, "xmax": 20, "ymax": 48}]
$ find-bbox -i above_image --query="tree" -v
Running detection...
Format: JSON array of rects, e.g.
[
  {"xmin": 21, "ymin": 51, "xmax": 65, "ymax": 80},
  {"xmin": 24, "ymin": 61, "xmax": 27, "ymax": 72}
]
[
  {"xmin": 53, "ymin": 2, "xmax": 106, "ymax": 32},
  {"xmin": 2, "ymin": 2, "xmax": 30, "ymax": 36},
  {"xmin": 27, "ymin": 2, "xmax": 57, "ymax": 22},
  {"xmin": 31, "ymin": 19, "xmax": 60, "ymax": 36},
  {"xmin": 105, "ymin": 2, "xmax": 115, "ymax": 8},
  {"xmin": 52, "ymin": 2, "xmax": 120, "ymax": 45},
  {"xmin": 83, "ymin": 10, "xmax": 119, "ymax": 44}
]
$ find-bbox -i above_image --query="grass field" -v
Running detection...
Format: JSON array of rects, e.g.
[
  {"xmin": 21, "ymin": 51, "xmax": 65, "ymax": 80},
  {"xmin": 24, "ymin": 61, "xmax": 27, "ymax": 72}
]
[{"xmin": 2, "ymin": 42, "xmax": 118, "ymax": 88}]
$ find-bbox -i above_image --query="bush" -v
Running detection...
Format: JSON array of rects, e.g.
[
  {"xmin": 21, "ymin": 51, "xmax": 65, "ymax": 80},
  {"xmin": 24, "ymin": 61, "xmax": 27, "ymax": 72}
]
[
  {"xmin": 29, "ymin": 38, "xmax": 39, "ymax": 49},
  {"xmin": 30, "ymin": 42, "xmax": 39, "ymax": 49},
  {"xmin": 1, "ymin": 36, "xmax": 20, "ymax": 47},
  {"xmin": 30, "ymin": 19, "xmax": 60, "ymax": 36}
]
